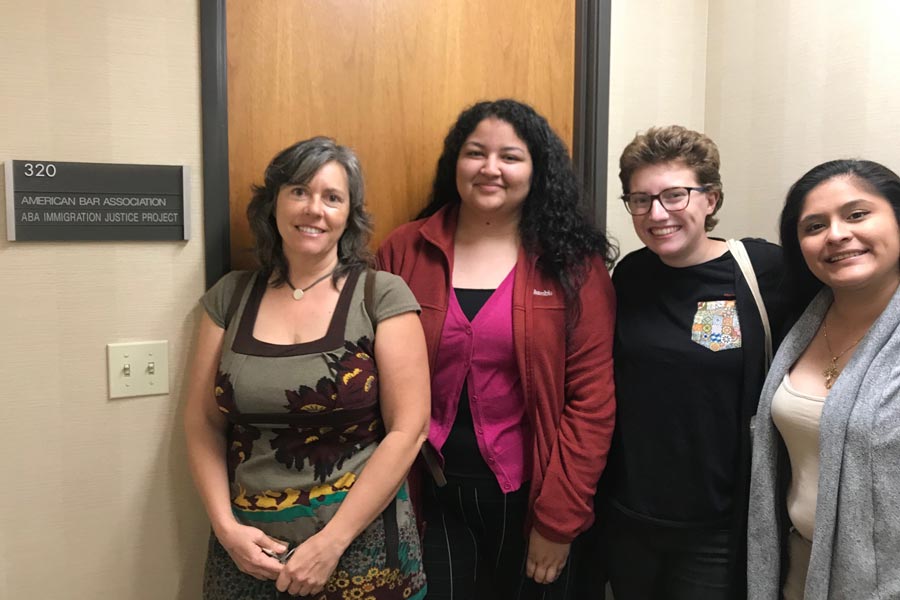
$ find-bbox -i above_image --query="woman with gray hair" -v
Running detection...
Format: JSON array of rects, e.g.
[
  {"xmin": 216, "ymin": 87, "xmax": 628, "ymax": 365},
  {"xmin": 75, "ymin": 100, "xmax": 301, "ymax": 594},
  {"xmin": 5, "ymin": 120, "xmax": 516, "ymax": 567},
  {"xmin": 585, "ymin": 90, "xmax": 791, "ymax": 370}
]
[{"xmin": 184, "ymin": 137, "xmax": 430, "ymax": 599}]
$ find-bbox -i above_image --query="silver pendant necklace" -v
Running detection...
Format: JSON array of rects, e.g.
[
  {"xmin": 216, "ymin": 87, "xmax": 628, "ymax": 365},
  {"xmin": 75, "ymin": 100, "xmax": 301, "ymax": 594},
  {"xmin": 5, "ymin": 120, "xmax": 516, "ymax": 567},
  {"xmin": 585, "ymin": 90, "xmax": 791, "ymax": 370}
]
[{"xmin": 286, "ymin": 270, "xmax": 334, "ymax": 300}]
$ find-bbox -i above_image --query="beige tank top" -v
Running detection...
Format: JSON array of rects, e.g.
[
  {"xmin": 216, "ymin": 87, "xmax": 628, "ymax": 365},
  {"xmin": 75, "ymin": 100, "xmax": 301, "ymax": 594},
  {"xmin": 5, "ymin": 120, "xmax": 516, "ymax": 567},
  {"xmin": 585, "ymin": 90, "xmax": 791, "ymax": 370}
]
[{"xmin": 770, "ymin": 374, "xmax": 825, "ymax": 541}]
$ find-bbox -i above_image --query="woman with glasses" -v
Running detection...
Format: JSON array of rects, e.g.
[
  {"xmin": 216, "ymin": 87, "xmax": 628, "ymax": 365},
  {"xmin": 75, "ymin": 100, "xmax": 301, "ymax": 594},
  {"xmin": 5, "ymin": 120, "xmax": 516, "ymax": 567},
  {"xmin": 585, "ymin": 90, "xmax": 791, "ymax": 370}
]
[
  {"xmin": 601, "ymin": 125, "xmax": 791, "ymax": 599},
  {"xmin": 748, "ymin": 160, "xmax": 900, "ymax": 599}
]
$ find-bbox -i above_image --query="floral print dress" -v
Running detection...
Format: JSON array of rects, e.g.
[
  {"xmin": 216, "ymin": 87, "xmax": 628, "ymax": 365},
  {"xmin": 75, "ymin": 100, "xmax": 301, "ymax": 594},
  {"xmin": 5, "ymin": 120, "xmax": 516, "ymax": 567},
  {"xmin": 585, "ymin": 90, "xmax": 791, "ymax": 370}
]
[{"xmin": 200, "ymin": 269, "xmax": 426, "ymax": 600}]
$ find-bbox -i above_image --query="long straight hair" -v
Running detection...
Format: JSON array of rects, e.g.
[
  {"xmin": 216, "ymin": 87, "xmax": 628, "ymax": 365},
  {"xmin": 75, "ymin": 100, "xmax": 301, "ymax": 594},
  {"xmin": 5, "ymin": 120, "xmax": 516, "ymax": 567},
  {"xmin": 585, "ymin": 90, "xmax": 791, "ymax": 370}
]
[{"xmin": 780, "ymin": 158, "xmax": 900, "ymax": 306}]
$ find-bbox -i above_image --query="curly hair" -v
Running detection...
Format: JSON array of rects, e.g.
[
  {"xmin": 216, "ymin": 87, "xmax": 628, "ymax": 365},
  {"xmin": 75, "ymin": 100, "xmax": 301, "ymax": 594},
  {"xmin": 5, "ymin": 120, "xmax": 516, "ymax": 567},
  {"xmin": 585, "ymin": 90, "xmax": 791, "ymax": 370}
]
[
  {"xmin": 780, "ymin": 158, "xmax": 900, "ymax": 306},
  {"xmin": 417, "ymin": 99, "xmax": 617, "ymax": 302},
  {"xmin": 618, "ymin": 125, "xmax": 724, "ymax": 231},
  {"xmin": 246, "ymin": 137, "xmax": 374, "ymax": 287}
]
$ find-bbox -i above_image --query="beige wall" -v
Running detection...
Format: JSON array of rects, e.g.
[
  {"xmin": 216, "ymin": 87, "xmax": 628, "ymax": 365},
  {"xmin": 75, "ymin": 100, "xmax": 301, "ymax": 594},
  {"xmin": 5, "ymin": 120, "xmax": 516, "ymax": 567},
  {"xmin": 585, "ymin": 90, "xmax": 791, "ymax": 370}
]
[
  {"xmin": 0, "ymin": 1, "xmax": 208, "ymax": 598},
  {"xmin": 705, "ymin": 0, "xmax": 900, "ymax": 242},
  {"xmin": 607, "ymin": 0, "xmax": 710, "ymax": 257},
  {"xmin": 608, "ymin": 0, "xmax": 900, "ymax": 256}
]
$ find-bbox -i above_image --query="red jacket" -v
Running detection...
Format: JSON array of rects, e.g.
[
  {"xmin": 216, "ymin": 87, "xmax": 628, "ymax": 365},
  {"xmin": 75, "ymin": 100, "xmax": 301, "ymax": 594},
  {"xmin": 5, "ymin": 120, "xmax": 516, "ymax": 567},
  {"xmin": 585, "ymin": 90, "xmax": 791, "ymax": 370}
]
[{"xmin": 377, "ymin": 205, "xmax": 616, "ymax": 543}]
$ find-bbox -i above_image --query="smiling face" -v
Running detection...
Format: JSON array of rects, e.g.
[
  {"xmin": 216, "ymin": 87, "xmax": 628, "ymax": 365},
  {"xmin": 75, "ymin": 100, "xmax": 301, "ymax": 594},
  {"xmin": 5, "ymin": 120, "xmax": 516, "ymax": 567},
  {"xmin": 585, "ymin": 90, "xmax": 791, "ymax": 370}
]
[
  {"xmin": 455, "ymin": 117, "xmax": 533, "ymax": 218},
  {"xmin": 628, "ymin": 161, "xmax": 720, "ymax": 267},
  {"xmin": 274, "ymin": 160, "xmax": 351, "ymax": 263},
  {"xmin": 798, "ymin": 176, "xmax": 900, "ymax": 294}
]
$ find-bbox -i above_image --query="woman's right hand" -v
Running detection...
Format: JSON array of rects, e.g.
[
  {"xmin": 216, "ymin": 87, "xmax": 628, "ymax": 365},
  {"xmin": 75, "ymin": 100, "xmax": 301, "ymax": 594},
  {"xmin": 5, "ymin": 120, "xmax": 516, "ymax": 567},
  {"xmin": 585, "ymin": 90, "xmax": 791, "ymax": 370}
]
[{"xmin": 216, "ymin": 522, "xmax": 287, "ymax": 581}]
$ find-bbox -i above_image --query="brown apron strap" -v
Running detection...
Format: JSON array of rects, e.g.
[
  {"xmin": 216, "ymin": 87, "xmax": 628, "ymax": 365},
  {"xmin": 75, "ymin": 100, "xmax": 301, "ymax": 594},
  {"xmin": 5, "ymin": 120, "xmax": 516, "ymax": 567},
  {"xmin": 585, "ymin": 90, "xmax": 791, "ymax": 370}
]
[
  {"xmin": 224, "ymin": 271, "xmax": 253, "ymax": 328},
  {"xmin": 382, "ymin": 496, "xmax": 401, "ymax": 570},
  {"xmin": 363, "ymin": 268, "xmax": 376, "ymax": 330}
]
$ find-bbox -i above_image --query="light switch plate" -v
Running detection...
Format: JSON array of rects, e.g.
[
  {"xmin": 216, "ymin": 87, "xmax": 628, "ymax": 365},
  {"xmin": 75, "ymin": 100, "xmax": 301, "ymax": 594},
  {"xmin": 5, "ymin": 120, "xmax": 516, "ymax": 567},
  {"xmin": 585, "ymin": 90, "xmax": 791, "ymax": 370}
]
[{"xmin": 107, "ymin": 340, "xmax": 169, "ymax": 399}]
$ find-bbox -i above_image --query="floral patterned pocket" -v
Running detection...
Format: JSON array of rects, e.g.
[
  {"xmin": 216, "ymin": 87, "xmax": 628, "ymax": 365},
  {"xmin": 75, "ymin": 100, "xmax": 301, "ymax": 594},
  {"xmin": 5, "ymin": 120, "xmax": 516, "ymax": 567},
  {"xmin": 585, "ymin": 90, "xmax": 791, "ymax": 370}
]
[{"xmin": 691, "ymin": 299, "xmax": 742, "ymax": 351}]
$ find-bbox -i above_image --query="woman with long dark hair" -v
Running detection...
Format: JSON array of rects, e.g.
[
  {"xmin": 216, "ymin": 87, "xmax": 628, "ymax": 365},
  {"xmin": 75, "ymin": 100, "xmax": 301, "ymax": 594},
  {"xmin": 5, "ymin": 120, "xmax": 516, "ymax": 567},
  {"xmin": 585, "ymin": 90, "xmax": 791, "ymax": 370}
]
[
  {"xmin": 749, "ymin": 159, "xmax": 900, "ymax": 599},
  {"xmin": 378, "ymin": 99, "xmax": 617, "ymax": 599}
]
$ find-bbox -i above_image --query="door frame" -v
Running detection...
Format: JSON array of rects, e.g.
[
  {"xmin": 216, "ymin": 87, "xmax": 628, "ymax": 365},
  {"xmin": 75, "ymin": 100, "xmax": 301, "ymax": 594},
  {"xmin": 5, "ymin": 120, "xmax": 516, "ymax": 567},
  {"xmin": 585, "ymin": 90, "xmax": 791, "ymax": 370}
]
[{"xmin": 199, "ymin": 0, "xmax": 611, "ymax": 287}]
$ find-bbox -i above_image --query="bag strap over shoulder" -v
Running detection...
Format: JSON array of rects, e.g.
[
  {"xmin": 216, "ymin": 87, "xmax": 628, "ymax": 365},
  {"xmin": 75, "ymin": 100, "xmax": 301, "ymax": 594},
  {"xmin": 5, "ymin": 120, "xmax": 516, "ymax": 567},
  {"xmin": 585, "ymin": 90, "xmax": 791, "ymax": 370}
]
[
  {"xmin": 224, "ymin": 271, "xmax": 253, "ymax": 329},
  {"xmin": 726, "ymin": 239, "xmax": 772, "ymax": 370}
]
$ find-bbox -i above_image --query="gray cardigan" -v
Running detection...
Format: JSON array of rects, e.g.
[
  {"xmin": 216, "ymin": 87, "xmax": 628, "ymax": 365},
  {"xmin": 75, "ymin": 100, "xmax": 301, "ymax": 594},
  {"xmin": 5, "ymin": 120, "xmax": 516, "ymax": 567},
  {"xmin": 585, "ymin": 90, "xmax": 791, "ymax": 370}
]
[{"xmin": 748, "ymin": 284, "xmax": 900, "ymax": 599}]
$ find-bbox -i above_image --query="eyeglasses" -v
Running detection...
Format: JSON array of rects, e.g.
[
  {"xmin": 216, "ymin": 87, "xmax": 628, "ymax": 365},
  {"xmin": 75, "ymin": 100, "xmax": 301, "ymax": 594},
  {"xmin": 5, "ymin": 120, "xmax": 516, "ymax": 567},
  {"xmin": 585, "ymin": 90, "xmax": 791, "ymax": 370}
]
[
  {"xmin": 262, "ymin": 544, "xmax": 297, "ymax": 564},
  {"xmin": 621, "ymin": 186, "xmax": 708, "ymax": 216}
]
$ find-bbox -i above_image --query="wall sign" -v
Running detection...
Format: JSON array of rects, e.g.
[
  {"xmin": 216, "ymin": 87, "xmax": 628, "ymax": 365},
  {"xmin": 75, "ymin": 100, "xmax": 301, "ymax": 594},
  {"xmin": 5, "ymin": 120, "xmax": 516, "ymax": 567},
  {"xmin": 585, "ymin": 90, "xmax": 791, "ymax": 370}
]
[{"xmin": 5, "ymin": 160, "xmax": 190, "ymax": 241}]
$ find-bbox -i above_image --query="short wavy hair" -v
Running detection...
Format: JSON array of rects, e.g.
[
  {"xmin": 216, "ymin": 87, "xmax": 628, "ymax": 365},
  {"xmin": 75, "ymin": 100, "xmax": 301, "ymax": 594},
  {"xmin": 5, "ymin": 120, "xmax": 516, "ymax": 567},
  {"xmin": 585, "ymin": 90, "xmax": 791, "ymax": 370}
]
[
  {"xmin": 780, "ymin": 158, "xmax": 900, "ymax": 305},
  {"xmin": 246, "ymin": 137, "xmax": 374, "ymax": 287},
  {"xmin": 618, "ymin": 125, "xmax": 724, "ymax": 231},
  {"xmin": 417, "ymin": 99, "xmax": 617, "ymax": 302}
]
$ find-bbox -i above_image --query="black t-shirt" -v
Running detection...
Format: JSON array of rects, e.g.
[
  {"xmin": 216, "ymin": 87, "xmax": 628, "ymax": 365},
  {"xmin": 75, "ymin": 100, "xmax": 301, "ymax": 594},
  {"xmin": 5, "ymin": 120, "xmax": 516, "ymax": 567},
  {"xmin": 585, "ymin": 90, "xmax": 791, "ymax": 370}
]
[{"xmin": 609, "ymin": 250, "xmax": 745, "ymax": 526}]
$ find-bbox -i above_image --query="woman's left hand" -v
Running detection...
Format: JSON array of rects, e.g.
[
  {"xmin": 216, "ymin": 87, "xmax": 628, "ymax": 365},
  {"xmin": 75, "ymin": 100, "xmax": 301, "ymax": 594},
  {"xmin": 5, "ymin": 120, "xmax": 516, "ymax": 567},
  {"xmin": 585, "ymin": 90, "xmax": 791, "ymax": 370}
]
[
  {"xmin": 526, "ymin": 529, "xmax": 571, "ymax": 584},
  {"xmin": 275, "ymin": 532, "xmax": 345, "ymax": 597}
]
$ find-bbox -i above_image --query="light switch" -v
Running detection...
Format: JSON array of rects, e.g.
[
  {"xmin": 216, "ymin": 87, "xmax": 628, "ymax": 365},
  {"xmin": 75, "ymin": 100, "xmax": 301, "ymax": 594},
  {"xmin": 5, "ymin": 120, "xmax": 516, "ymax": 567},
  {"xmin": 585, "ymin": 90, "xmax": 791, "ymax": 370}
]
[{"xmin": 107, "ymin": 341, "xmax": 169, "ymax": 399}]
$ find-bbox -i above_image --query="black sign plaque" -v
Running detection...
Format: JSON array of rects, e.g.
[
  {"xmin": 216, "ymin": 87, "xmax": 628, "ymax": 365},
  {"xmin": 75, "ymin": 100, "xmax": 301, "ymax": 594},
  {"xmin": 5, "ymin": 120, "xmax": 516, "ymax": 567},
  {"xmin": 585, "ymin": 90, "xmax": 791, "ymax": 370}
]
[{"xmin": 5, "ymin": 160, "xmax": 190, "ymax": 241}]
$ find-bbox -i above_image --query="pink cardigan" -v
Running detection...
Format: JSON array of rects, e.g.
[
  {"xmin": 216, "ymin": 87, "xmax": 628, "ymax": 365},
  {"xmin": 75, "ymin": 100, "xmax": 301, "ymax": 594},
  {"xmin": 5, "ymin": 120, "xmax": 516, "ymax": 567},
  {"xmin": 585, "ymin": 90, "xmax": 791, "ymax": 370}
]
[{"xmin": 377, "ymin": 205, "xmax": 616, "ymax": 543}]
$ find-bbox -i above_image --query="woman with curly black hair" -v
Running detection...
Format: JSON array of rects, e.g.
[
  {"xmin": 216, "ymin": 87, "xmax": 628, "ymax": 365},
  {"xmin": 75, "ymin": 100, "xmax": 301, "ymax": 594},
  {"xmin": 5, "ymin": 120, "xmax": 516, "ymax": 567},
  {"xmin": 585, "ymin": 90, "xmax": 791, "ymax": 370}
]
[{"xmin": 378, "ymin": 99, "xmax": 617, "ymax": 599}]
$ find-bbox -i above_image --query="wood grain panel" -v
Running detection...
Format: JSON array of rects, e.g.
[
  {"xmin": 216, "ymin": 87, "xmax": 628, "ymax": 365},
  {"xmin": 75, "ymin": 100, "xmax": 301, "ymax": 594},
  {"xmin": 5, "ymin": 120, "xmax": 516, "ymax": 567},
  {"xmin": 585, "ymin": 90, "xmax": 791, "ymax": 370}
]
[{"xmin": 226, "ymin": 0, "xmax": 575, "ymax": 268}]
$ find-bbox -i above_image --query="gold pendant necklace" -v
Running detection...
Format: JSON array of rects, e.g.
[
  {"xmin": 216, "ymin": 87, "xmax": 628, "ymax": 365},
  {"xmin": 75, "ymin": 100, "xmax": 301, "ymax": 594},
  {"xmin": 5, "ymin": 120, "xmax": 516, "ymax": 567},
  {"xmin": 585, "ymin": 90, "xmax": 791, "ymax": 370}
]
[{"xmin": 821, "ymin": 317, "xmax": 863, "ymax": 390}]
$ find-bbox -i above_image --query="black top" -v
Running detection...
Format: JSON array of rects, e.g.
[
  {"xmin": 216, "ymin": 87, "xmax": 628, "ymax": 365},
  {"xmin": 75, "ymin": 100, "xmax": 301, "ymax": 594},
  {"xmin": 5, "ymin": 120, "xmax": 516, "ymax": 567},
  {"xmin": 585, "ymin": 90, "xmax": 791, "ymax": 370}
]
[
  {"xmin": 605, "ymin": 240, "xmax": 791, "ymax": 595},
  {"xmin": 442, "ymin": 288, "xmax": 497, "ymax": 480},
  {"xmin": 610, "ymin": 250, "xmax": 747, "ymax": 525},
  {"xmin": 455, "ymin": 288, "xmax": 492, "ymax": 323}
]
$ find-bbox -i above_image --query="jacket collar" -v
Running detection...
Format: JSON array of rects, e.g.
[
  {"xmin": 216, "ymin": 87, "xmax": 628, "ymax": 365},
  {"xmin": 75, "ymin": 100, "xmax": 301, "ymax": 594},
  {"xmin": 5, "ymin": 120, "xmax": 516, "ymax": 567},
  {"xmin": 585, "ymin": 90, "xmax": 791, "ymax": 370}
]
[
  {"xmin": 417, "ymin": 203, "xmax": 540, "ymax": 290},
  {"xmin": 418, "ymin": 203, "xmax": 459, "ymax": 258}
]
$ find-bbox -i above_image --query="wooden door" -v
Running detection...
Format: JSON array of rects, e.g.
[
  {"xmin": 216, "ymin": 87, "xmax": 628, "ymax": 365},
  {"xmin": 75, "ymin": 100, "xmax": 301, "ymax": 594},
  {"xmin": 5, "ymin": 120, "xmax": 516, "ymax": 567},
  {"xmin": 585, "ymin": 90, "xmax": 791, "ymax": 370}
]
[{"xmin": 224, "ymin": 0, "xmax": 576, "ymax": 269}]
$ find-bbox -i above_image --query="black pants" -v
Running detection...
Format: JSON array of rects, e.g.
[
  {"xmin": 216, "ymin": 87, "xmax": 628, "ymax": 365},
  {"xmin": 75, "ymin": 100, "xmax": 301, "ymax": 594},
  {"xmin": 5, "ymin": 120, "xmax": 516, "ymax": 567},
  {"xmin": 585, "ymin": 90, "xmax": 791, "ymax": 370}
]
[
  {"xmin": 606, "ymin": 506, "xmax": 733, "ymax": 600},
  {"xmin": 422, "ymin": 476, "xmax": 576, "ymax": 600},
  {"xmin": 571, "ymin": 516, "xmax": 608, "ymax": 600}
]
